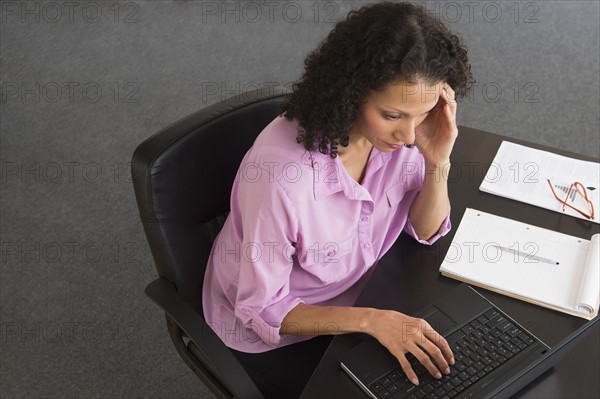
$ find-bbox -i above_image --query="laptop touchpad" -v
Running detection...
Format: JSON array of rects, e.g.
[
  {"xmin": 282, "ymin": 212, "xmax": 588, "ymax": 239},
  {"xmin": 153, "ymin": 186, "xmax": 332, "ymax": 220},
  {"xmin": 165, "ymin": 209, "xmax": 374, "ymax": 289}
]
[{"xmin": 419, "ymin": 306, "xmax": 459, "ymax": 336}]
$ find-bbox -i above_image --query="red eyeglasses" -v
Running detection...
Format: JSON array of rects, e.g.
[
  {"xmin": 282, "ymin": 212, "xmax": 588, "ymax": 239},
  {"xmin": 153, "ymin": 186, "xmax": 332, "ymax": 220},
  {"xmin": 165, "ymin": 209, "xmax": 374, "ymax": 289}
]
[{"xmin": 547, "ymin": 179, "xmax": 595, "ymax": 220}]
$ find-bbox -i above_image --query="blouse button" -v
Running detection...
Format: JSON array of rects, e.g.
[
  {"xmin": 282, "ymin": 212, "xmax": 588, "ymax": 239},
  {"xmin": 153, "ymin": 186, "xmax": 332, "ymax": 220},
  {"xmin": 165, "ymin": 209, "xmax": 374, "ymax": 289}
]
[
  {"xmin": 363, "ymin": 243, "xmax": 370, "ymax": 250},
  {"xmin": 360, "ymin": 216, "xmax": 368, "ymax": 222}
]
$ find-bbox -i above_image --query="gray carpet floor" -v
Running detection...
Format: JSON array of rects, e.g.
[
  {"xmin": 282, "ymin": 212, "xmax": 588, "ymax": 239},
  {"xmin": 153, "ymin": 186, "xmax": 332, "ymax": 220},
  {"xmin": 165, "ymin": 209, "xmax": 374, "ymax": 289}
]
[{"xmin": 1, "ymin": 1, "xmax": 598, "ymax": 398}]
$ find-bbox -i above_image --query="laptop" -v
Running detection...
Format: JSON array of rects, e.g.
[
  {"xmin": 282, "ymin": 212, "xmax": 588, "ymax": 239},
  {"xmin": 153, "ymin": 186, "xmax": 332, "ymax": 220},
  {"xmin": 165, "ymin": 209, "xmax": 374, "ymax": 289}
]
[{"xmin": 339, "ymin": 284, "xmax": 556, "ymax": 399}]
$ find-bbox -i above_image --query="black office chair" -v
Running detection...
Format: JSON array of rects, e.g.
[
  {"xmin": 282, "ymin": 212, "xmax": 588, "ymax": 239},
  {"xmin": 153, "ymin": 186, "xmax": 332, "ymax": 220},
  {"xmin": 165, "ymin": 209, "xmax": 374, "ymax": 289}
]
[{"xmin": 131, "ymin": 87, "xmax": 290, "ymax": 399}]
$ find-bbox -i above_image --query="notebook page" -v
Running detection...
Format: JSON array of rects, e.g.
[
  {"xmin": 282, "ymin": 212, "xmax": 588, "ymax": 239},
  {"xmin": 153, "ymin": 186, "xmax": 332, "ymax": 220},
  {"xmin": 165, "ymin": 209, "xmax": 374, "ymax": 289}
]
[
  {"xmin": 440, "ymin": 209, "xmax": 591, "ymax": 314},
  {"xmin": 479, "ymin": 141, "xmax": 600, "ymax": 224},
  {"xmin": 575, "ymin": 234, "xmax": 600, "ymax": 315}
]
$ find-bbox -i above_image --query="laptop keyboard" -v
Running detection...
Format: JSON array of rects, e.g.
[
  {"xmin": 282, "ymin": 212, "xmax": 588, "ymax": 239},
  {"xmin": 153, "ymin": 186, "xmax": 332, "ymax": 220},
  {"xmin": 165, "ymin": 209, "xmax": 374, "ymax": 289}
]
[{"xmin": 369, "ymin": 308, "xmax": 536, "ymax": 399}]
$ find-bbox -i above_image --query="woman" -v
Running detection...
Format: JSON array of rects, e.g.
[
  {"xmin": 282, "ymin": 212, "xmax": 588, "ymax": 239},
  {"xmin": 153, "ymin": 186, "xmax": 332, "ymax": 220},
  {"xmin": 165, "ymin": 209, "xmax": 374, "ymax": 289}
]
[{"xmin": 203, "ymin": 1, "xmax": 474, "ymax": 397}]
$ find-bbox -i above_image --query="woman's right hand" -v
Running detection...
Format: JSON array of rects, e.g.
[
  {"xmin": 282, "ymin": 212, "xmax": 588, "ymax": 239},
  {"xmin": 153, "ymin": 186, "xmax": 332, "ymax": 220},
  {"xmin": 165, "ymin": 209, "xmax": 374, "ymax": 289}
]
[
  {"xmin": 366, "ymin": 309, "xmax": 455, "ymax": 385},
  {"xmin": 281, "ymin": 304, "xmax": 454, "ymax": 385}
]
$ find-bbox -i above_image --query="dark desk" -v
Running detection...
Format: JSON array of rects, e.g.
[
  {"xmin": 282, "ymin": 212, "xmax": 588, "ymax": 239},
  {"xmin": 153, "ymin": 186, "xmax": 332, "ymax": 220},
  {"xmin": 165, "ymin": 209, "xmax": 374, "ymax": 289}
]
[{"xmin": 300, "ymin": 126, "xmax": 600, "ymax": 398}]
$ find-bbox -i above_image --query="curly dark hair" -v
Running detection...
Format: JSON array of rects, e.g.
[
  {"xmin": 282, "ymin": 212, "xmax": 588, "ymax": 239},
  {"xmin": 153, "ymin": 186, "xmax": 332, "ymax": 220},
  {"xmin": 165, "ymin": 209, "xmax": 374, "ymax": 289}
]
[{"xmin": 282, "ymin": 1, "xmax": 475, "ymax": 158}]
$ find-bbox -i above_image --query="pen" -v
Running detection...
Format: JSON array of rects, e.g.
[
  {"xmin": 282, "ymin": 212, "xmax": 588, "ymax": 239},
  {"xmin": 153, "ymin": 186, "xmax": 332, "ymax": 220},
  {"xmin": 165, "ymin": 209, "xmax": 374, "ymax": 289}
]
[{"xmin": 494, "ymin": 245, "xmax": 559, "ymax": 265}]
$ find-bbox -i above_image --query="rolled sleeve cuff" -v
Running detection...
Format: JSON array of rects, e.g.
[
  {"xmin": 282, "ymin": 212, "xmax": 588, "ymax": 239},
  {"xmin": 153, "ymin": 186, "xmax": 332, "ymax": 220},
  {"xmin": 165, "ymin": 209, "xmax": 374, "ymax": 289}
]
[
  {"xmin": 405, "ymin": 213, "xmax": 452, "ymax": 245},
  {"xmin": 235, "ymin": 296, "xmax": 304, "ymax": 348}
]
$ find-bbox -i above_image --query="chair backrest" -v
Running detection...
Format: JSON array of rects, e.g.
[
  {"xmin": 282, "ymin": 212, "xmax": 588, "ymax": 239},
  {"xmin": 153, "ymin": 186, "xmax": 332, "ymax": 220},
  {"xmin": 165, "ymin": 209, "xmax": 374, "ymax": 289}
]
[{"xmin": 131, "ymin": 87, "xmax": 290, "ymax": 314}]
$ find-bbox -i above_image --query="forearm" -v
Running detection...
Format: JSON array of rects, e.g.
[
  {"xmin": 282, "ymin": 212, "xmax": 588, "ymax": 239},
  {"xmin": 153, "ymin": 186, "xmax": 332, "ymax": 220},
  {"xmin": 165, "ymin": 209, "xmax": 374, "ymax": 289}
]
[
  {"xmin": 408, "ymin": 160, "xmax": 451, "ymax": 240},
  {"xmin": 281, "ymin": 303, "xmax": 377, "ymax": 336},
  {"xmin": 282, "ymin": 302, "xmax": 455, "ymax": 384}
]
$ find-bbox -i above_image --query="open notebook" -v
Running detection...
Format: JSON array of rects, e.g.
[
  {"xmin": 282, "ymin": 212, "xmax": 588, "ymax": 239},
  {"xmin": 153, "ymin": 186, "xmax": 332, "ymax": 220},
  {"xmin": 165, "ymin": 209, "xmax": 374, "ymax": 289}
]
[{"xmin": 439, "ymin": 208, "xmax": 600, "ymax": 320}]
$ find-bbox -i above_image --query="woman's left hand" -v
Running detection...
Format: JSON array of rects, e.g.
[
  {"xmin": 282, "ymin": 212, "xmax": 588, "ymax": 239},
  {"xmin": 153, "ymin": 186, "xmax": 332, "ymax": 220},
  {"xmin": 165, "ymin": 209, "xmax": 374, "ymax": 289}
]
[{"xmin": 414, "ymin": 83, "xmax": 458, "ymax": 165}]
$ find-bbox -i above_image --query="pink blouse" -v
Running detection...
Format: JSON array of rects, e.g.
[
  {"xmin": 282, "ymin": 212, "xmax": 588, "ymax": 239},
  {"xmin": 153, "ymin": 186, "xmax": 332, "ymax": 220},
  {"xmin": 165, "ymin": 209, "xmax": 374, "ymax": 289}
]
[{"xmin": 202, "ymin": 115, "xmax": 451, "ymax": 353}]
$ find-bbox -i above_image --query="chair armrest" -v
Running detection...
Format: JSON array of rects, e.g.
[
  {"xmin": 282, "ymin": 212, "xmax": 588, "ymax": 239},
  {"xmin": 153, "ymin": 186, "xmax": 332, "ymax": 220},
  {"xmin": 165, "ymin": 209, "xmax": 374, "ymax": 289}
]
[{"xmin": 145, "ymin": 278, "xmax": 264, "ymax": 399}]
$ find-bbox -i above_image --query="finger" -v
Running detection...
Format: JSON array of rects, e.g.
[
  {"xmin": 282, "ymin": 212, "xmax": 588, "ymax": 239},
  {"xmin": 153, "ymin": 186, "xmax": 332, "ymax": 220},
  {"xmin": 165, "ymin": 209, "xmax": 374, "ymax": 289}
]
[
  {"xmin": 441, "ymin": 90, "xmax": 457, "ymax": 121},
  {"xmin": 442, "ymin": 84, "xmax": 456, "ymax": 104},
  {"xmin": 443, "ymin": 87, "xmax": 456, "ymax": 104},
  {"xmin": 396, "ymin": 352, "xmax": 420, "ymax": 386},
  {"xmin": 445, "ymin": 103, "xmax": 457, "ymax": 122},
  {"xmin": 411, "ymin": 344, "xmax": 444, "ymax": 380},
  {"xmin": 423, "ymin": 326, "xmax": 455, "ymax": 365},
  {"xmin": 443, "ymin": 83, "xmax": 456, "ymax": 97},
  {"xmin": 421, "ymin": 338, "xmax": 451, "ymax": 375}
]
